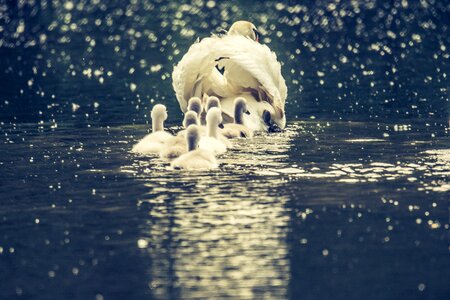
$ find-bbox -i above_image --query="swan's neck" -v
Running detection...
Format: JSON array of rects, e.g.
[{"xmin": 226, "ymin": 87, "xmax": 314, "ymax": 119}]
[
  {"xmin": 187, "ymin": 136, "xmax": 197, "ymax": 151},
  {"xmin": 184, "ymin": 115, "xmax": 198, "ymax": 128},
  {"xmin": 207, "ymin": 122, "xmax": 218, "ymax": 138},
  {"xmin": 235, "ymin": 109, "xmax": 244, "ymax": 125},
  {"xmin": 152, "ymin": 117, "xmax": 163, "ymax": 133},
  {"xmin": 188, "ymin": 102, "xmax": 202, "ymax": 116}
]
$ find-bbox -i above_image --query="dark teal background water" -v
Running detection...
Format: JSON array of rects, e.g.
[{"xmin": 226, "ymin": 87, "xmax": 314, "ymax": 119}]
[{"xmin": 0, "ymin": 1, "xmax": 449, "ymax": 299}]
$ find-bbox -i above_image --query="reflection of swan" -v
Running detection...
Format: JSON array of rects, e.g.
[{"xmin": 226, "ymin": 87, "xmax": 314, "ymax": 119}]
[
  {"xmin": 199, "ymin": 107, "xmax": 228, "ymax": 155},
  {"xmin": 160, "ymin": 111, "xmax": 199, "ymax": 160},
  {"xmin": 222, "ymin": 97, "xmax": 254, "ymax": 138},
  {"xmin": 132, "ymin": 104, "xmax": 172, "ymax": 154},
  {"xmin": 171, "ymin": 125, "xmax": 218, "ymax": 170},
  {"xmin": 172, "ymin": 20, "xmax": 287, "ymax": 132}
]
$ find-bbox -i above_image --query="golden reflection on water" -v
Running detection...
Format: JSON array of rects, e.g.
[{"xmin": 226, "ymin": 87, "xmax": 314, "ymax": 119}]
[
  {"xmin": 122, "ymin": 121, "xmax": 449, "ymax": 298},
  {"xmin": 420, "ymin": 149, "xmax": 450, "ymax": 192},
  {"xmin": 254, "ymin": 150, "xmax": 450, "ymax": 192},
  {"xmin": 146, "ymin": 182, "xmax": 289, "ymax": 298},
  {"xmin": 123, "ymin": 125, "xmax": 297, "ymax": 299}
]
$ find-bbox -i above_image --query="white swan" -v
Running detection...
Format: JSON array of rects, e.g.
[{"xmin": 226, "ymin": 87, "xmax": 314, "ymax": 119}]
[
  {"xmin": 132, "ymin": 104, "xmax": 172, "ymax": 154},
  {"xmin": 159, "ymin": 111, "xmax": 199, "ymax": 160},
  {"xmin": 171, "ymin": 125, "xmax": 218, "ymax": 170},
  {"xmin": 222, "ymin": 97, "xmax": 254, "ymax": 138},
  {"xmin": 172, "ymin": 20, "xmax": 287, "ymax": 132},
  {"xmin": 198, "ymin": 107, "xmax": 228, "ymax": 155}
]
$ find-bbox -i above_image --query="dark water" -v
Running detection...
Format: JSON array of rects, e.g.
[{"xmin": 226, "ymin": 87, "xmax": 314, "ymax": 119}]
[{"xmin": 0, "ymin": 1, "xmax": 449, "ymax": 299}]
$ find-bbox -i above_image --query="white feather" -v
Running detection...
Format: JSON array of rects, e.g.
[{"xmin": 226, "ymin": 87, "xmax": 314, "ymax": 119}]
[
  {"xmin": 199, "ymin": 137, "xmax": 227, "ymax": 155},
  {"xmin": 132, "ymin": 131, "xmax": 172, "ymax": 154},
  {"xmin": 170, "ymin": 149, "xmax": 218, "ymax": 170},
  {"xmin": 172, "ymin": 35, "xmax": 287, "ymax": 131}
]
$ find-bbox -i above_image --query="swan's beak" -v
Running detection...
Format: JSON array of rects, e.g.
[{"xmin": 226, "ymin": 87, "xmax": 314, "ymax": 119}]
[
  {"xmin": 263, "ymin": 109, "xmax": 284, "ymax": 133},
  {"xmin": 268, "ymin": 123, "xmax": 283, "ymax": 133},
  {"xmin": 218, "ymin": 123, "xmax": 224, "ymax": 129},
  {"xmin": 253, "ymin": 28, "xmax": 261, "ymax": 43}
]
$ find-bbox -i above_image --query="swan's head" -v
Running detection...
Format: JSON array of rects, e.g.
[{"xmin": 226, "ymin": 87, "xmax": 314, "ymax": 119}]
[
  {"xmin": 262, "ymin": 107, "xmax": 286, "ymax": 132},
  {"xmin": 206, "ymin": 107, "xmax": 223, "ymax": 128},
  {"xmin": 206, "ymin": 96, "xmax": 221, "ymax": 111},
  {"xmin": 228, "ymin": 21, "xmax": 261, "ymax": 42},
  {"xmin": 186, "ymin": 124, "xmax": 200, "ymax": 151},
  {"xmin": 151, "ymin": 104, "xmax": 168, "ymax": 121},
  {"xmin": 183, "ymin": 111, "xmax": 199, "ymax": 128},
  {"xmin": 187, "ymin": 97, "xmax": 202, "ymax": 116}
]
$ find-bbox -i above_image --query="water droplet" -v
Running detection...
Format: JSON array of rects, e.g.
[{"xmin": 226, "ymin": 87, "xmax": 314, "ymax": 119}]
[{"xmin": 137, "ymin": 239, "xmax": 148, "ymax": 248}]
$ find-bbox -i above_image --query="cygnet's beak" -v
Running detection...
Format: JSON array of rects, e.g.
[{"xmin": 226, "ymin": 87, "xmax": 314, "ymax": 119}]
[
  {"xmin": 245, "ymin": 110, "xmax": 251, "ymax": 115},
  {"xmin": 218, "ymin": 123, "xmax": 224, "ymax": 129}
]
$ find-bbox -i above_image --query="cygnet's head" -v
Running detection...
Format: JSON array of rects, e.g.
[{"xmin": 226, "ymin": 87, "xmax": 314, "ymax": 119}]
[
  {"xmin": 206, "ymin": 107, "xmax": 223, "ymax": 128},
  {"xmin": 234, "ymin": 97, "xmax": 249, "ymax": 124},
  {"xmin": 206, "ymin": 96, "xmax": 221, "ymax": 111},
  {"xmin": 228, "ymin": 21, "xmax": 261, "ymax": 42},
  {"xmin": 151, "ymin": 104, "xmax": 168, "ymax": 120},
  {"xmin": 187, "ymin": 97, "xmax": 202, "ymax": 116},
  {"xmin": 234, "ymin": 97, "xmax": 248, "ymax": 112},
  {"xmin": 183, "ymin": 111, "xmax": 199, "ymax": 128},
  {"xmin": 186, "ymin": 124, "xmax": 200, "ymax": 151}
]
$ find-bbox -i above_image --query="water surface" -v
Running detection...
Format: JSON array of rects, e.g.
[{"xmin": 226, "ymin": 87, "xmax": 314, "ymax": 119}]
[{"xmin": 0, "ymin": 1, "xmax": 449, "ymax": 299}]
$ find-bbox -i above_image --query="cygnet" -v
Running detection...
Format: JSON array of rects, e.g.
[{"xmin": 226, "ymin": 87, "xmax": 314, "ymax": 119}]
[
  {"xmin": 222, "ymin": 97, "xmax": 253, "ymax": 138},
  {"xmin": 160, "ymin": 111, "xmax": 199, "ymax": 159},
  {"xmin": 199, "ymin": 107, "xmax": 228, "ymax": 155},
  {"xmin": 171, "ymin": 125, "xmax": 218, "ymax": 170},
  {"xmin": 132, "ymin": 104, "xmax": 172, "ymax": 154}
]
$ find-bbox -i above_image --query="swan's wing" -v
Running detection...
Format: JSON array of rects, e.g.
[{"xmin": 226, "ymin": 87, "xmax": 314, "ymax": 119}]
[
  {"xmin": 172, "ymin": 37, "xmax": 226, "ymax": 112},
  {"xmin": 172, "ymin": 35, "xmax": 287, "ymax": 129},
  {"xmin": 215, "ymin": 36, "xmax": 288, "ymax": 117}
]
